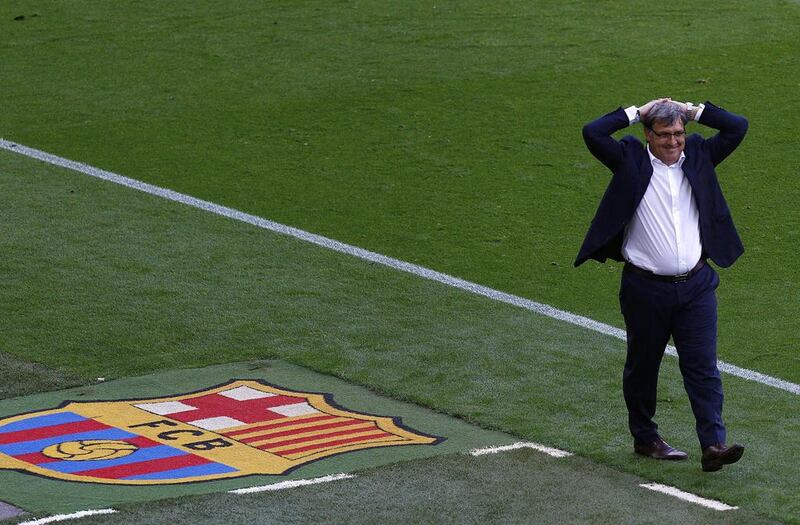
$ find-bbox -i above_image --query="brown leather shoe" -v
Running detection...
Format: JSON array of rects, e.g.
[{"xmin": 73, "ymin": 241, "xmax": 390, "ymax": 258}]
[
  {"xmin": 634, "ymin": 438, "xmax": 688, "ymax": 460},
  {"xmin": 701, "ymin": 443, "xmax": 745, "ymax": 472}
]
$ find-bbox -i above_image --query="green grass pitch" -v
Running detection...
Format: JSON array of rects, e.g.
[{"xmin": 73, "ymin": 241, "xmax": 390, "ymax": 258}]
[{"xmin": 1, "ymin": 0, "xmax": 799, "ymax": 523}]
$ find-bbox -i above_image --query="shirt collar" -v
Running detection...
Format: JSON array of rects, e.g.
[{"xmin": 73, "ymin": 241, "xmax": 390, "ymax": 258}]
[{"xmin": 646, "ymin": 145, "xmax": 685, "ymax": 168}]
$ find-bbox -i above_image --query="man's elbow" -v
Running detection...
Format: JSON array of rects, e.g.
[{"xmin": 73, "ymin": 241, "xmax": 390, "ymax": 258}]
[
  {"xmin": 739, "ymin": 115, "xmax": 749, "ymax": 135},
  {"xmin": 582, "ymin": 123, "xmax": 597, "ymax": 146},
  {"xmin": 731, "ymin": 114, "xmax": 749, "ymax": 136}
]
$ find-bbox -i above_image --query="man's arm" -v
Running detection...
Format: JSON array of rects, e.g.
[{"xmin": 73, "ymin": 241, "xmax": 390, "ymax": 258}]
[
  {"xmin": 582, "ymin": 98, "xmax": 667, "ymax": 171},
  {"xmin": 699, "ymin": 102, "xmax": 749, "ymax": 166},
  {"xmin": 581, "ymin": 108, "xmax": 629, "ymax": 170},
  {"xmin": 675, "ymin": 101, "xmax": 748, "ymax": 166}
]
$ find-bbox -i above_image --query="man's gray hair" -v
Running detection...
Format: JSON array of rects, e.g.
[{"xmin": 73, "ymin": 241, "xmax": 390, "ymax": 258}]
[{"xmin": 642, "ymin": 101, "xmax": 687, "ymax": 129}]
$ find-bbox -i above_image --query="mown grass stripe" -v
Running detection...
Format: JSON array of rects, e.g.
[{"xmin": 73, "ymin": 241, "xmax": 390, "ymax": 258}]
[
  {"xmin": 2, "ymin": 138, "xmax": 798, "ymax": 396},
  {"xmin": 640, "ymin": 483, "xmax": 738, "ymax": 511}
]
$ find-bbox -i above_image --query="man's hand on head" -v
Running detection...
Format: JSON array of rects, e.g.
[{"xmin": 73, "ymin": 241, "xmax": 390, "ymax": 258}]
[{"xmin": 638, "ymin": 98, "xmax": 672, "ymax": 121}]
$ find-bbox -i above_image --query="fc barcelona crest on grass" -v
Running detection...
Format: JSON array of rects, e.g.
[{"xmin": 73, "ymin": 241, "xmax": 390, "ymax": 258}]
[{"xmin": 0, "ymin": 381, "xmax": 441, "ymax": 485}]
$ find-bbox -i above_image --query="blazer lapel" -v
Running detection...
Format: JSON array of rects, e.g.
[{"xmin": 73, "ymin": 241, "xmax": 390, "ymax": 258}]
[{"xmin": 634, "ymin": 153, "xmax": 654, "ymax": 205}]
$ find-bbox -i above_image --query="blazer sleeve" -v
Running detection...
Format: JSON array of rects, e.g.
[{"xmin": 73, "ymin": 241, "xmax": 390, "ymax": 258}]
[
  {"xmin": 582, "ymin": 107, "xmax": 633, "ymax": 171},
  {"xmin": 698, "ymin": 101, "xmax": 749, "ymax": 166}
]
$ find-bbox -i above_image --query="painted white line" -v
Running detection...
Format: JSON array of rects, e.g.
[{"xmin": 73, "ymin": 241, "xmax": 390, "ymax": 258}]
[
  {"xmin": 17, "ymin": 509, "xmax": 117, "ymax": 525},
  {"xmin": 229, "ymin": 473, "xmax": 355, "ymax": 494},
  {"xmin": 640, "ymin": 483, "xmax": 738, "ymax": 511},
  {"xmin": 470, "ymin": 441, "xmax": 572, "ymax": 458},
  {"xmin": 2, "ymin": 138, "xmax": 798, "ymax": 396}
]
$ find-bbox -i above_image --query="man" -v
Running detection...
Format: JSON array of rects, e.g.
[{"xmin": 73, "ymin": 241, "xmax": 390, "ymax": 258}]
[{"xmin": 575, "ymin": 98, "xmax": 748, "ymax": 472}]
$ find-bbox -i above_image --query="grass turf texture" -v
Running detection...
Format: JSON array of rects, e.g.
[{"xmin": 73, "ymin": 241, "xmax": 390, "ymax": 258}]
[
  {"xmin": 63, "ymin": 451, "xmax": 782, "ymax": 525},
  {"xmin": 0, "ymin": 353, "xmax": 82, "ymax": 399},
  {"xmin": 2, "ymin": 0, "xmax": 800, "ymax": 523},
  {"xmin": 1, "ymin": 0, "xmax": 799, "ymax": 383},
  {"xmin": 2, "ymin": 151, "xmax": 799, "ymax": 523}
]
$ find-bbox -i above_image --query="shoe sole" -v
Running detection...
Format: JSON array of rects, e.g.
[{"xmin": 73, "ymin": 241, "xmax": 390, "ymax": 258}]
[
  {"xmin": 702, "ymin": 445, "xmax": 745, "ymax": 472},
  {"xmin": 634, "ymin": 449, "xmax": 688, "ymax": 460}
]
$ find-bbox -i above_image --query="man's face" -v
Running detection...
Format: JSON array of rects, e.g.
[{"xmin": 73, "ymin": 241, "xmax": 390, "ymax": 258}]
[{"xmin": 645, "ymin": 119, "xmax": 685, "ymax": 165}]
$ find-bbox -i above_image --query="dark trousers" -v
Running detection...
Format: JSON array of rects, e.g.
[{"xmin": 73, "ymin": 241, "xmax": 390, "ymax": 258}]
[{"xmin": 619, "ymin": 263, "xmax": 726, "ymax": 449}]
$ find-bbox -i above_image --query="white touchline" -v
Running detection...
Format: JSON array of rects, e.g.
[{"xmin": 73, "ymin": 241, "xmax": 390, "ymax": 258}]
[
  {"xmin": 229, "ymin": 473, "xmax": 355, "ymax": 494},
  {"xmin": 640, "ymin": 483, "xmax": 738, "ymax": 511},
  {"xmin": 17, "ymin": 509, "xmax": 118, "ymax": 525},
  {"xmin": 2, "ymin": 138, "xmax": 798, "ymax": 397},
  {"xmin": 470, "ymin": 441, "xmax": 572, "ymax": 458}
]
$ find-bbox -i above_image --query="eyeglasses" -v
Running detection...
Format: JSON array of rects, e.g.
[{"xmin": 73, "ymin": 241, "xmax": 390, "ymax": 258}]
[{"xmin": 647, "ymin": 127, "xmax": 686, "ymax": 139}]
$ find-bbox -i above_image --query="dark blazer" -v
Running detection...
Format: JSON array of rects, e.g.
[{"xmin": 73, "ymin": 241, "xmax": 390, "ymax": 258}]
[{"xmin": 574, "ymin": 101, "xmax": 748, "ymax": 268}]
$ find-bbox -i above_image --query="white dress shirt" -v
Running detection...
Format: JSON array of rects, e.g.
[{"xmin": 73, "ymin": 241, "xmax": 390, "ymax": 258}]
[{"xmin": 620, "ymin": 104, "xmax": 705, "ymax": 276}]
